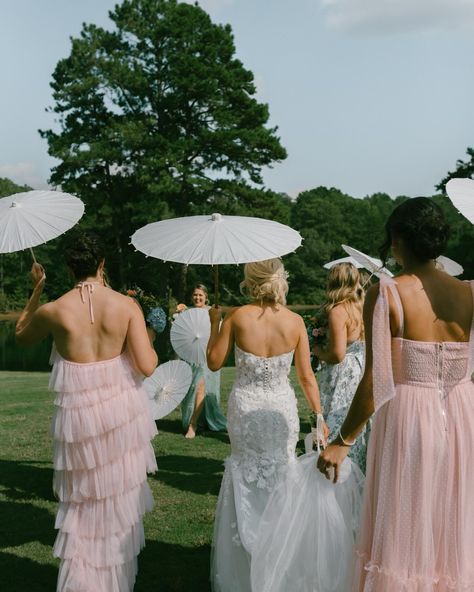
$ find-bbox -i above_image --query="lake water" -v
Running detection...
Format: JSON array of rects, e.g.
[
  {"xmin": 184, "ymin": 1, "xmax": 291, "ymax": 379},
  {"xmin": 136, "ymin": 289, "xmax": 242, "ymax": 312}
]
[{"xmin": 0, "ymin": 321, "xmax": 52, "ymax": 371}]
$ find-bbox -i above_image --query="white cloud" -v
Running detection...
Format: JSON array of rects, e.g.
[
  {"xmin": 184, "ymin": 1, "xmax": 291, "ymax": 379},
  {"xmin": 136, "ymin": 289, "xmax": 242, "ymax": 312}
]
[
  {"xmin": 320, "ymin": 0, "xmax": 474, "ymax": 34},
  {"xmin": 0, "ymin": 162, "xmax": 49, "ymax": 190}
]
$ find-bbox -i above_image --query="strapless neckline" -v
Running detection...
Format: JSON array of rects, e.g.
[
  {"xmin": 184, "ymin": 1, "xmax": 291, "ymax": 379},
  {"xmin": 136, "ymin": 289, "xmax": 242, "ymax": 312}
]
[{"xmin": 234, "ymin": 344, "xmax": 295, "ymax": 360}]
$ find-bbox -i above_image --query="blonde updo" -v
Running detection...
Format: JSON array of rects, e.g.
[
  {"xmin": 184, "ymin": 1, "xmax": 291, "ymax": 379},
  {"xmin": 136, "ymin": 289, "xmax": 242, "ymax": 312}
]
[{"xmin": 240, "ymin": 258, "xmax": 289, "ymax": 305}]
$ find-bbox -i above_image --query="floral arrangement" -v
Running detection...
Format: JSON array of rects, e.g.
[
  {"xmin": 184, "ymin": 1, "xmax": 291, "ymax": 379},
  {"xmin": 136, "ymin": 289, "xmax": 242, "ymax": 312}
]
[
  {"xmin": 126, "ymin": 287, "xmax": 167, "ymax": 334},
  {"xmin": 304, "ymin": 308, "xmax": 329, "ymax": 372}
]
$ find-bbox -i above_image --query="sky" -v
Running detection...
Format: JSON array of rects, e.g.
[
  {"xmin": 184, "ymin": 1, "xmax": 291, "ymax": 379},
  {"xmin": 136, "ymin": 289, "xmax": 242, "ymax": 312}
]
[{"xmin": 1, "ymin": 0, "xmax": 474, "ymax": 199}]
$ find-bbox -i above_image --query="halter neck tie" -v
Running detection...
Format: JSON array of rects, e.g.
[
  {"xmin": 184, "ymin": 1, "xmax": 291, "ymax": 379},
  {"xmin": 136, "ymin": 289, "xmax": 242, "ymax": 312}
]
[{"xmin": 76, "ymin": 281, "xmax": 100, "ymax": 324}]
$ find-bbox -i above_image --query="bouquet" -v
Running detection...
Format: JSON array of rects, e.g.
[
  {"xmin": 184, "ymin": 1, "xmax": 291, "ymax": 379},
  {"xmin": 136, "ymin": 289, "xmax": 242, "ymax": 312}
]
[
  {"xmin": 126, "ymin": 287, "xmax": 167, "ymax": 334},
  {"xmin": 305, "ymin": 308, "xmax": 329, "ymax": 372}
]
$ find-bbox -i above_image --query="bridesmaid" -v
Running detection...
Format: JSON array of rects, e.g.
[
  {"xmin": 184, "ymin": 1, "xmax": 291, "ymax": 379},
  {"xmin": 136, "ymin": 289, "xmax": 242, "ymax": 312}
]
[
  {"xmin": 314, "ymin": 262, "xmax": 368, "ymax": 472},
  {"xmin": 179, "ymin": 284, "xmax": 227, "ymax": 438},
  {"xmin": 318, "ymin": 198, "xmax": 474, "ymax": 590},
  {"xmin": 16, "ymin": 231, "xmax": 158, "ymax": 592}
]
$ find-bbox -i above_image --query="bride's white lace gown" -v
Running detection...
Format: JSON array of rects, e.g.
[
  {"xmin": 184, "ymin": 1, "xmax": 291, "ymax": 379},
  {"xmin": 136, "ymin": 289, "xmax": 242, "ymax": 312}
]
[
  {"xmin": 211, "ymin": 344, "xmax": 299, "ymax": 592},
  {"xmin": 211, "ymin": 344, "xmax": 364, "ymax": 592}
]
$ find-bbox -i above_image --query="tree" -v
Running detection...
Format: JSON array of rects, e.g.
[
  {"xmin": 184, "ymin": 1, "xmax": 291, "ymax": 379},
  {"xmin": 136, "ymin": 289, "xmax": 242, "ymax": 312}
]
[
  {"xmin": 40, "ymin": 0, "xmax": 286, "ymax": 296},
  {"xmin": 437, "ymin": 147, "xmax": 474, "ymax": 191}
]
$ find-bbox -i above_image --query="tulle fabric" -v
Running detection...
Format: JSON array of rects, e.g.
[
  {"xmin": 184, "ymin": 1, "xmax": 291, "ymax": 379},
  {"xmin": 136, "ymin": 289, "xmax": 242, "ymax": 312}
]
[
  {"xmin": 50, "ymin": 352, "xmax": 157, "ymax": 592},
  {"xmin": 251, "ymin": 452, "xmax": 364, "ymax": 592},
  {"xmin": 353, "ymin": 280, "xmax": 474, "ymax": 591}
]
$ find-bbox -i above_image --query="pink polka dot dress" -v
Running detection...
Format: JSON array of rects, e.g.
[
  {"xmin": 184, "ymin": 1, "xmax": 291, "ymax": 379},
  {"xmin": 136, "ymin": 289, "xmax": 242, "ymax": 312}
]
[{"xmin": 353, "ymin": 276, "xmax": 474, "ymax": 591}]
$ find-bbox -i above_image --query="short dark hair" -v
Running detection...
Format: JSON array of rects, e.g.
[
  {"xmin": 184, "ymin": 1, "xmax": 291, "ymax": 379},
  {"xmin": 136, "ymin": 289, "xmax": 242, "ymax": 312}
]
[
  {"xmin": 64, "ymin": 231, "xmax": 105, "ymax": 280},
  {"xmin": 380, "ymin": 197, "xmax": 450, "ymax": 264}
]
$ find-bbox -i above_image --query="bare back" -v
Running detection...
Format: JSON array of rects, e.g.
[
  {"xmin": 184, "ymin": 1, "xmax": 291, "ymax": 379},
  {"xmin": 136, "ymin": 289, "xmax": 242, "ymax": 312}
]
[
  {"xmin": 37, "ymin": 284, "xmax": 156, "ymax": 376},
  {"xmin": 231, "ymin": 303, "xmax": 302, "ymax": 357},
  {"xmin": 390, "ymin": 270, "xmax": 473, "ymax": 343}
]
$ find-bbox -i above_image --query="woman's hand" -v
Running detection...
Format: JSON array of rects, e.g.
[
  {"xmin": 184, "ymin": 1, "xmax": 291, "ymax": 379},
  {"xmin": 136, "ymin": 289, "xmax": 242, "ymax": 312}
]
[
  {"xmin": 30, "ymin": 263, "xmax": 46, "ymax": 288},
  {"xmin": 317, "ymin": 439, "xmax": 350, "ymax": 483},
  {"xmin": 209, "ymin": 305, "xmax": 222, "ymax": 325}
]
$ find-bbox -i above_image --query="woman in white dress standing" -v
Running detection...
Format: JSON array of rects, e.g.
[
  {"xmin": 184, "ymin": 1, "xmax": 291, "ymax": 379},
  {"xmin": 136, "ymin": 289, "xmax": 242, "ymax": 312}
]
[{"xmin": 207, "ymin": 258, "xmax": 328, "ymax": 592}]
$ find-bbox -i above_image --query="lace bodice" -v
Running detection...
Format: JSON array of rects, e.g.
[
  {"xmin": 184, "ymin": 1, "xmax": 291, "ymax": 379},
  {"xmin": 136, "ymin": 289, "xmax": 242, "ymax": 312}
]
[
  {"xmin": 233, "ymin": 344, "xmax": 294, "ymax": 394},
  {"xmin": 226, "ymin": 345, "xmax": 299, "ymax": 493}
]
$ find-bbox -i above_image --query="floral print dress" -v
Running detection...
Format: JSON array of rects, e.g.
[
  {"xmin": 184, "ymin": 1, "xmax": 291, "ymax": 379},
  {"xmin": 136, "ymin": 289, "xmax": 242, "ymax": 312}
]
[{"xmin": 318, "ymin": 341, "xmax": 369, "ymax": 472}]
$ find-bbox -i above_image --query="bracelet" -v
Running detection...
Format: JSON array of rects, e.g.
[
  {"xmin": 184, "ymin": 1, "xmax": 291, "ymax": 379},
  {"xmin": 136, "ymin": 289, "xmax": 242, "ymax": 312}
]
[{"xmin": 338, "ymin": 429, "xmax": 355, "ymax": 447}]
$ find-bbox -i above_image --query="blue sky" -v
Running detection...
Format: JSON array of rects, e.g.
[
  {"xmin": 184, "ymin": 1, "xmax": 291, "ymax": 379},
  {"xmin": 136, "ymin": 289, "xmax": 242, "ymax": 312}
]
[{"xmin": 1, "ymin": 0, "xmax": 474, "ymax": 198}]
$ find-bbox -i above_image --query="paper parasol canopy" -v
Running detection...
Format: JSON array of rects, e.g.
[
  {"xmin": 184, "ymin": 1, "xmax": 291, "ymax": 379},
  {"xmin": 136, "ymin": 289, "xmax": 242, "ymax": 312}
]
[
  {"xmin": 341, "ymin": 245, "xmax": 393, "ymax": 278},
  {"xmin": 170, "ymin": 307, "xmax": 210, "ymax": 367},
  {"xmin": 143, "ymin": 360, "xmax": 192, "ymax": 420},
  {"xmin": 446, "ymin": 178, "xmax": 474, "ymax": 225},
  {"xmin": 0, "ymin": 190, "xmax": 84, "ymax": 255},
  {"xmin": 436, "ymin": 256, "xmax": 464, "ymax": 277},
  {"xmin": 130, "ymin": 213, "xmax": 302, "ymax": 265},
  {"xmin": 323, "ymin": 256, "xmax": 364, "ymax": 270}
]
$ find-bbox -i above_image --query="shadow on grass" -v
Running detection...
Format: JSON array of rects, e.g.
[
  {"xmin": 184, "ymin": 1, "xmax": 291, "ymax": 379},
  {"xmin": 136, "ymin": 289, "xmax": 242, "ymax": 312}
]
[
  {"xmin": 0, "ymin": 500, "xmax": 55, "ymax": 549},
  {"xmin": 0, "ymin": 551, "xmax": 57, "ymax": 592},
  {"xmin": 154, "ymin": 455, "xmax": 224, "ymax": 495},
  {"xmin": 0, "ymin": 459, "xmax": 54, "ymax": 502},
  {"xmin": 135, "ymin": 540, "xmax": 211, "ymax": 592},
  {"xmin": 156, "ymin": 418, "xmax": 183, "ymax": 434}
]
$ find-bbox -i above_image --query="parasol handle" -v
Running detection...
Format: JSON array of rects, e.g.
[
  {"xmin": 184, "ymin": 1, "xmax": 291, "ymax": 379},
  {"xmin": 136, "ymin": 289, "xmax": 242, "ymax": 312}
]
[
  {"xmin": 213, "ymin": 265, "xmax": 219, "ymax": 307},
  {"xmin": 29, "ymin": 247, "xmax": 37, "ymax": 263}
]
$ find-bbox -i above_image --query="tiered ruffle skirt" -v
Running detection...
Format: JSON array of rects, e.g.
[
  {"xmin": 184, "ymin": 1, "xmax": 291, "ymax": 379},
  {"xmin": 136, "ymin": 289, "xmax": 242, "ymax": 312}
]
[{"xmin": 49, "ymin": 354, "xmax": 158, "ymax": 592}]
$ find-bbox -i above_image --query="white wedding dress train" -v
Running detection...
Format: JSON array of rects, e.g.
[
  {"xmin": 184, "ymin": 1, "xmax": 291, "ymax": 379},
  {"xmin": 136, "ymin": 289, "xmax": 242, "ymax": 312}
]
[{"xmin": 211, "ymin": 344, "xmax": 363, "ymax": 592}]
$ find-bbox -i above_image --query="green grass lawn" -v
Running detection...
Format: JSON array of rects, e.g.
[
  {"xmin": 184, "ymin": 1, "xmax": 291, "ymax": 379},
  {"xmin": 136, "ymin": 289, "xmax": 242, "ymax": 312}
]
[{"xmin": 0, "ymin": 369, "xmax": 312, "ymax": 592}]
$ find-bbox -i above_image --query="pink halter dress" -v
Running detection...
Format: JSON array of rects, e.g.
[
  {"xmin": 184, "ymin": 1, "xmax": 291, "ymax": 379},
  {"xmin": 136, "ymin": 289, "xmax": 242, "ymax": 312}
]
[
  {"xmin": 49, "ymin": 282, "xmax": 158, "ymax": 591},
  {"xmin": 353, "ymin": 276, "xmax": 474, "ymax": 591}
]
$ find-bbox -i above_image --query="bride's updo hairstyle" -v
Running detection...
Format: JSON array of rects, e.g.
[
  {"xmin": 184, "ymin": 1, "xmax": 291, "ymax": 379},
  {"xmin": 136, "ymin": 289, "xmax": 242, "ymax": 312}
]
[
  {"xmin": 325, "ymin": 262, "xmax": 364, "ymax": 335},
  {"xmin": 380, "ymin": 197, "xmax": 450, "ymax": 265},
  {"xmin": 64, "ymin": 231, "xmax": 105, "ymax": 281},
  {"xmin": 240, "ymin": 258, "xmax": 289, "ymax": 305}
]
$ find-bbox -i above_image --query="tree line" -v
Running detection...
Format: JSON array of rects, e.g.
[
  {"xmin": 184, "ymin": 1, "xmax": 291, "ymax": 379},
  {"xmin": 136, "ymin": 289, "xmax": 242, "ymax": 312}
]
[
  {"xmin": 1, "ymin": 177, "xmax": 472, "ymax": 313},
  {"xmin": 1, "ymin": 0, "xmax": 473, "ymax": 311}
]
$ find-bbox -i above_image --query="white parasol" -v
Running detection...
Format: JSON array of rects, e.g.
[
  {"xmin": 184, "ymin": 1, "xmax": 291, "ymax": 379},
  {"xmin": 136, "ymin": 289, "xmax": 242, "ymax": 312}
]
[
  {"xmin": 446, "ymin": 178, "xmax": 474, "ymax": 225},
  {"xmin": 0, "ymin": 190, "xmax": 84, "ymax": 260},
  {"xmin": 436, "ymin": 255, "xmax": 464, "ymax": 277},
  {"xmin": 323, "ymin": 256, "xmax": 363, "ymax": 270},
  {"xmin": 170, "ymin": 307, "xmax": 210, "ymax": 366},
  {"xmin": 341, "ymin": 245, "xmax": 393, "ymax": 278},
  {"xmin": 143, "ymin": 360, "xmax": 193, "ymax": 420},
  {"xmin": 130, "ymin": 212, "xmax": 302, "ymax": 303}
]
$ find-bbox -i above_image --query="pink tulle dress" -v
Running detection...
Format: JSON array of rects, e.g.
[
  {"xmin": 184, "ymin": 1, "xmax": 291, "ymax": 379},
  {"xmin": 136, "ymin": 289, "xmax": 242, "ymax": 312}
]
[
  {"xmin": 49, "ymin": 284, "xmax": 158, "ymax": 591},
  {"xmin": 353, "ymin": 276, "xmax": 474, "ymax": 591}
]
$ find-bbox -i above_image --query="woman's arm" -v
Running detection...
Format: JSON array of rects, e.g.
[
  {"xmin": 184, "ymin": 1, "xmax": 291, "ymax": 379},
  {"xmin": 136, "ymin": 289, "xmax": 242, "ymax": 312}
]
[
  {"xmin": 317, "ymin": 286, "xmax": 379, "ymax": 482},
  {"xmin": 314, "ymin": 305, "xmax": 348, "ymax": 364},
  {"xmin": 207, "ymin": 306, "xmax": 235, "ymax": 371},
  {"xmin": 294, "ymin": 317, "xmax": 326, "ymax": 415},
  {"xmin": 16, "ymin": 263, "xmax": 50, "ymax": 345},
  {"xmin": 126, "ymin": 300, "xmax": 158, "ymax": 377}
]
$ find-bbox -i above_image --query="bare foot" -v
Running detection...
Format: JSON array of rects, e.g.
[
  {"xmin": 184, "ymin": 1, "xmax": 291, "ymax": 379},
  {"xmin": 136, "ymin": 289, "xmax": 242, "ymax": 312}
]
[{"xmin": 185, "ymin": 424, "xmax": 197, "ymax": 439}]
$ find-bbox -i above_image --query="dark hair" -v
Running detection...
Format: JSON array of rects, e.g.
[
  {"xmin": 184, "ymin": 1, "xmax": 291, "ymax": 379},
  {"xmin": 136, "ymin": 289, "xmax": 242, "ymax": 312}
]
[
  {"xmin": 64, "ymin": 231, "xmax": 105, "ymax": 280},
  {"xmin": 380, "ymin": 197, "xmax": 450, "ymax": 264}
]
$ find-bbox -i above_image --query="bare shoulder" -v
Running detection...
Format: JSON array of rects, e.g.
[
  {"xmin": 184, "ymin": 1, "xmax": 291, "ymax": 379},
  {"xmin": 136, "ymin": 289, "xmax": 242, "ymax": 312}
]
[
  {"xmin": 328, "ymin": 303, "xmax": 349, "ymax": 320},
  {"xmin": 223, "ymin": 306, "xmax": 239, "ymax": 318},
  {"xmin": 35, "ymin": 301, "xmax": 56, "ymax": 320}
]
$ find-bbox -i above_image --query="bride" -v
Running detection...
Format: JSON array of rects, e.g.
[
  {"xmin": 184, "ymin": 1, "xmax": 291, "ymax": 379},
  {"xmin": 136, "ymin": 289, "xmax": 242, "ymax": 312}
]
[{"xmin": 207, "ymin": 258, "xmax": 329, "ymax": 591}]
